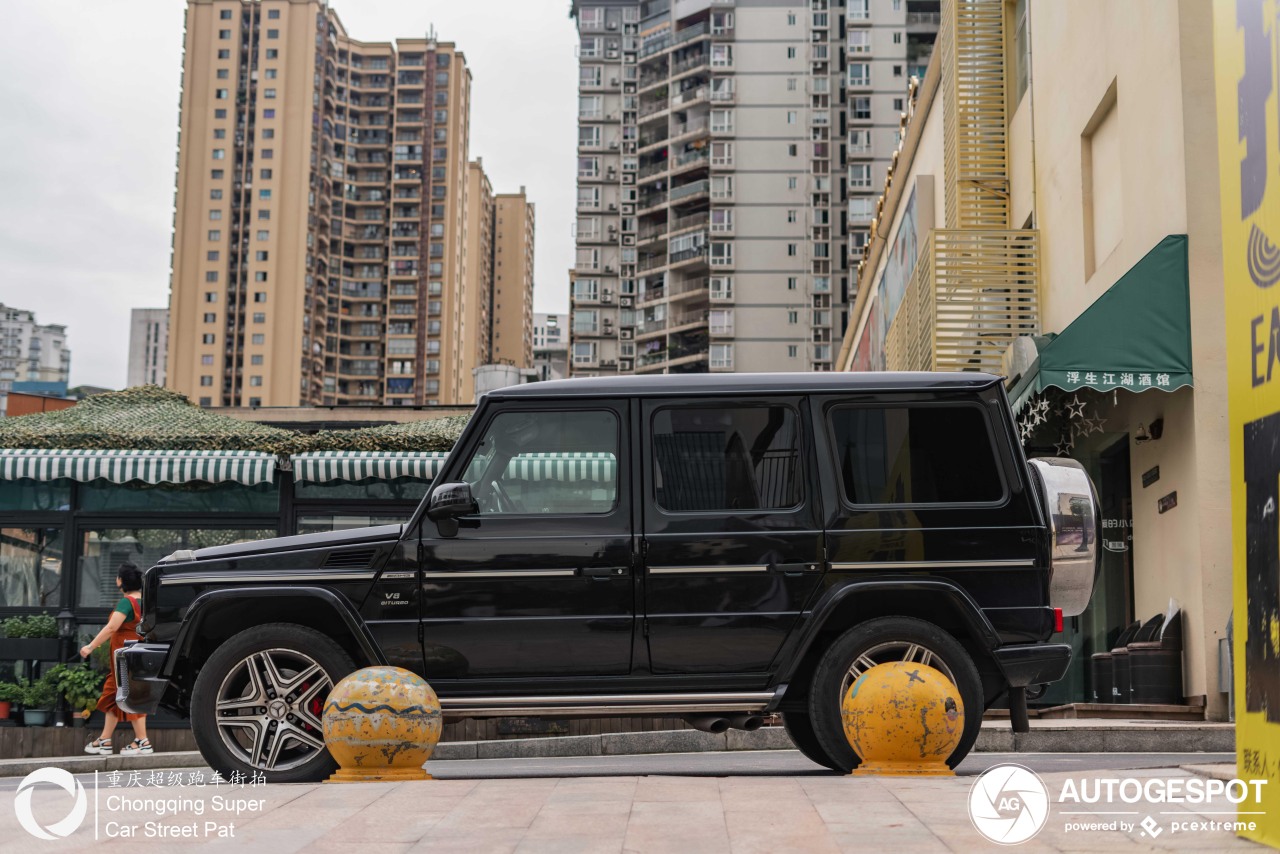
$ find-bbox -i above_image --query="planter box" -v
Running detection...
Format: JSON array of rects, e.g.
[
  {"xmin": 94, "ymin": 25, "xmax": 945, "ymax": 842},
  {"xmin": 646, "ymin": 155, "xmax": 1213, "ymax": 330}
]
[{"xmin": 0, "ymin": 638, "xmax": 61, "ymax": 661}]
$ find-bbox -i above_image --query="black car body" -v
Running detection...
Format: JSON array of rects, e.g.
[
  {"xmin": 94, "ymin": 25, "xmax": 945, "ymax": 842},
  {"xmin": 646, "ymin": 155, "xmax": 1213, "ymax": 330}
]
[{"xmin": 119, "ymin": 373, "xmax": 1098, "ymax": 781}]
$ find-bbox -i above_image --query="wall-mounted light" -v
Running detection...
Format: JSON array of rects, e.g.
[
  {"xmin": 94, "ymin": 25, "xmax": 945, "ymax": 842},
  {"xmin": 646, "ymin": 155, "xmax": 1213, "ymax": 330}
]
[{"xmin": 1134, "ymin": 417, "xmax": 1164, "ymax": 445}]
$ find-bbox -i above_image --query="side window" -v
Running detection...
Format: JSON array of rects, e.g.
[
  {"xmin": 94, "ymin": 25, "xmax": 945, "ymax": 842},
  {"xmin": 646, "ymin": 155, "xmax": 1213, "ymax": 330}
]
[
  {"xmin": 652, "ymin": 406, "xmax": 801, "ymax": 512},
  {"xmin": 828, "ymin": 405, "xmax": 1004, "ymax": 505},
  {"xmin": 463, "ymin": 410, "xmax": 618, "ymax": 515}
]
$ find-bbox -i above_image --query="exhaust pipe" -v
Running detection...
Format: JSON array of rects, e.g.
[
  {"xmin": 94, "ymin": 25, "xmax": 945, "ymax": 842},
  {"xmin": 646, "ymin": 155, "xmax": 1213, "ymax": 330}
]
[
  {"xmin": 726, "ymin": 714, "xmax": 764, "ymax": 731},
  {"xmin": 684, "ymin": 715, "xmax": 730, "ymax": 734}
]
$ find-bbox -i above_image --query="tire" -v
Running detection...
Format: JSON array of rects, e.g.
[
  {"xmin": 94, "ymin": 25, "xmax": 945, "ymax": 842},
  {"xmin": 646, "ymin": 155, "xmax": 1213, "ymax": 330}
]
[
  {"xmin": 805, "ymin": 616, "xmax": 984, "ymax": 773},
  {"xmin": 782, "ymin": 711, "xmax": 844, "ymax": 772},
  {"xmin": 190, "ymin": 623, "xmax": 356, "ymax": 784}
]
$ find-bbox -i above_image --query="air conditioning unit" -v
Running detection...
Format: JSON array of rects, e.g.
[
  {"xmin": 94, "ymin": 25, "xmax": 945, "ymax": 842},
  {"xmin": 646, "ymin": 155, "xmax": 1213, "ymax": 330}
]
[
  {"xmin": 608, "ymin": 202, "xmax": 618, "ymax": 211},
  {"xmin": 620, "ymin": 328, "xmax": 634, "ymax": 340},
  {"xmin": 622, "ymin": 235, "xmax": 636, "ymax": 246},
  {"xmin": 621, "ymin": 204, "xmax": 635, "ymax": 214},
  {"xmin": 607, "ymin": 21, "xmax": 618, "ymax": 29},
  {"xmin": 609, "ymin": 141, "xmax": 620, "ymax": 150},
  {"xmin": 604, "ymin": 265, "xmax": 616, "ymax": 273},
  {"xmin": 620, "ymin": 295, "xmax": 634, "ymax": 307},
  {"xmin": 607, "ymin": 167, "xmax": 617, "ymax": 178},
  {"xmin": 601, "ymin": 293, "xmax": 614, "ymax": 303}
]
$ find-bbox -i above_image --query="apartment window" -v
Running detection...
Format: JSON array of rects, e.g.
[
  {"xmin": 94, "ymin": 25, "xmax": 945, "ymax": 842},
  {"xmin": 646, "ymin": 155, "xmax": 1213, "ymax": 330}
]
[
  {"xmin": 435, "ymin": 71, "xmax": 449, "ymax": 85},
  {"xmin": 211, "ymin": 169, "xmax": 224, "ymax": 180},
  {"xmin": 214, "ymin": 108, "xmax": 226, "ymax": 119},
  {"xmin": 208, "ymin": 230, "xmax": 221, "ymax": 240},
  {"xmin": 213, "ymin": 129, "xmax": 226, "ymax": 140},
  {"xmin": 212, "ymin": 149, "xmax": 225, "ymax": 160},
  {"xmin": 251, "ymin": 355, "xmax": 263, "ymax": 366},
  {"xmin": 201, "ymin": 356, "xmax": 215, "ymax": 368},
  {"xmin": 216, "ymin": 69, "xmax": 229, "ymax": 80},
  {"xmin": 252, "ymin": 334, "xmax": 265, "ymax": 345},
  {"xmin": 253, "ymin": 313, "xmax": 265, "ymax": 324},
  {"xmin": 261, "ymin": 149, "xmax": 273, "ymax": 159},
  {"xmin": 205, "ymin": 271, "xmax": 219, "ymax": 282},
  {"xmin": 267, "ymin": 8, "xmax": 279, "ymax": 18},
  {"xmin": 246, "ymin": 375, "xmax": 261, "ymax": 387},
  {"xmin": 215, "ymin": 89, "xmax": 228, "ymax": 100},
  {"xmin": 787, "ymin": 78, "xmax": 797, "ymax": 91},
  {"xmin": 210, "ymin": 189, "xmax": 223, "ymax": 200},
  {"xmin": 208, "ymin": 209, "xmax": 222, "ymax": 220},
  {"xmin": 259, "ymin": 189, "xmax": 271, "ymax": 199},
  {"xmin": 580, "ymin": 65, "xmax": 602, "ymax": 87},
  {"xmin": 255, "ymin": 271, "xmax": 268, "ymax": 282},
  {"xmin": 248, "ymin": 398, "xmax": 261, "ymax": 408},
  {"xmin": 852, "ymin": 97, "xmax": 871, "ymax": 120},
  {"xmin": 787, "ymin": 11, "xmax": 796, "ymax": 25},
  {"xmin": 203, "ymin": 313, "xmax": 216, "ymax": 324},
  {"xmin": 849, "ymin": 198, "xmax": 874, "ymax": 221},
  {"xmin": 788, "ymin": 310, "xmax": 799, "ymax": 324},
  {"xmin": 578, "ymin": 126, "xmax": 601, "ymax": 148},
  {"xmin": 573, "ymin": 278, "xmax": 600, "ymax": 301},
  {"xmin": 788, "ymin": 177, "xmax": 798, "ymax": 190},
  {"xmin": 259, "ymin": 169, "xmax": 272, "ymax": 180},
  {"xmin": 788, "ymin": 345, "xmax": 798, "ymax": 358},
  {"xmin": 220, "ymin": 9, "xmax": 231, "ymax": 19},
  {"xmin": 710, "ymin": 344, "xmax": 733, "ymax": 371},
  {"xmin": 849, "ymin": 163, "xmax": 871, "ymax": 188},
  {"xmin": 263, "ymin": 108, "xmax": 275, "ymax": 118},
  {"xmin": 262, "ymin": 129, "xmax": 274, "ymax": 139},
  {"xmin": 786, "ymin": 46, "xmax": 796, "ymax": 59},
  {"xmin": 894, "ymin": 32, "xmax": 903, "ymax": 44},
  {"xmin": 711, "ymin": 141, "xmax": 733, "ymax": 166},
  {"xmin": 788, "ymin": 143, "xmax": 798, "ymax": 156},
  {"xmin": 202, "ymin": 334, "xmax": 215, "ymax": 344},
  {"xmin": 710, "ymin": 242, "xmax": 733, "ymax": 266},
  {"xmin": 711, "ymin": 109, "xmax": 734, "ymax": 133},
  {"xmin": 263, "ymin": 88, "xmax": 276, "ymax": 99},
  {"xmin": 849, "ymin": 31, "xmax": 870, "ymax": 54},
  {"xmin": 204, "ymin": 292, "xmax": 217, "ymax": 303},
  {"xmin": 579, "ymin": 95, "xmax": 603, "ymax": 119},
  {"xmin": 578, "ymin": 156, "xmax": 600, "ymax": 179},
  {"xmin": 849, "ymin": 63, "xmax": 870, "ymax": 87},
  {"xmin": 256, "ymin": 230, "xmax": 269, "ymax": 240},
  {"xmin": 200, "ymin": 376, "xmax": 213, "ymax": 387},
  {"xmin": 255, "ymin": 252, "xmax": 269, "ymax": 262},
  {"xmin": 206, "ymin": 250, "xmax": 219, "ymax": 261},
  {"xmin": 893, "ymin": 65, "xmax": 903, "ymax": 78},
  {"xmin": 787, "ymin": 210, "xmax": 797, "ymax": 223},
  {"xmin": 787, "ymin": 243, "xmax": 798, "ymax": 257},
  {"xmin": 711, "ymin": 175, "xmax": 734, "ymax": 199},
  {"xmin": 788, "ymin": 277, "xmax": 798, "ymax": 290},
  {"xmin": 578, "ymin": 6, "xmax": 604, "ymax": 29},
  {"xmin": 850, "ymin": 129, "xmax": 871, "ymax": 154},
  {"xmin": 266, "ymin": 49, "xmax": 278, "ymax": 58},
  {"xmin": 266, "ymin": 29, "xmax": 279, "ymax": 38},
  {"xmin": 265, "ymin": 68, "xmax": 277, "ymax": 79},
  {"xmin": 711, "ymin": 44, "xmax": 733, "ymax": 68},
  {"xmin": 218, "ymin": 29, "xmax": 231, "ymax": 39},
  {"xmin": 217, "ymin": 49, "xmax": 230, "ymax": 59},
  {"xmin": 893, "ymin": 0, "xmax": 901, "ymax": 9},
  {"xmin": 258, "ymin": 210, "xmax": 270, "ymax": 220}
]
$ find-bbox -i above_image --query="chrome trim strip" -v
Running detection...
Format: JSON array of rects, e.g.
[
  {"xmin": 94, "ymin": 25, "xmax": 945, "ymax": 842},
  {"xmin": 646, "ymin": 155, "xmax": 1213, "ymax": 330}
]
[
  {"xmin": 160, "ymin": 571, "xmax": 378, "ymax": 586},
  {"xmin": 442, "ymin": 692, "xmax": 774, "ymax": 706},
  {"xmin": 380, "ymin": 571, "xmax": 417, "ymax": 580},
  {"xmin": 421, "ymin": 569, "xmax": 577, "ymax": 579},
  {"xmin": 649, "ymin": 565, "xmax": 768, "ymax": 575},
  {"xmin": 830, "ymin": 559, "xmax": 1036, "ymax": 571},
  {"xmin": 444, "ymin": 702, "xmax": 771, "ymax": 717}
]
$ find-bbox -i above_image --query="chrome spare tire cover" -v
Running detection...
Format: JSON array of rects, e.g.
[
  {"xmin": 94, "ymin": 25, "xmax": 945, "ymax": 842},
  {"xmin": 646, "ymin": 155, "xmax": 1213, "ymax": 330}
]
[{"xmin": 1029, "ymin": 457, "xmax": 1100, "ymax": 617}]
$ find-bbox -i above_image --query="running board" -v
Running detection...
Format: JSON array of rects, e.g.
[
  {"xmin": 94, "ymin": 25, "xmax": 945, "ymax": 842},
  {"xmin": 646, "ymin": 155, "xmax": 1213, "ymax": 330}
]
[{"xmin": 438, "ymin": 692, "xmax": 776, "ymax": 718}]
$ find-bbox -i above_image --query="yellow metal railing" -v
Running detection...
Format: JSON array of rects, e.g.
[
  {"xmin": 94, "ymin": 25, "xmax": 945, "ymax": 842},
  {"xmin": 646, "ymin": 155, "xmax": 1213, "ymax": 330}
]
[{"xmin": 885, "ymin": 229, "xmax": 1040, "ymax": 373}]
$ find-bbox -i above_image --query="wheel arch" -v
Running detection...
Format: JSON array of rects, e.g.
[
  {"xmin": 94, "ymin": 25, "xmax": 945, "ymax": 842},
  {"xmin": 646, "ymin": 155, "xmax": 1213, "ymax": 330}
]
[{"xmin": 776, "ymin": 579, "xmax": 1004, "ymax": 708}]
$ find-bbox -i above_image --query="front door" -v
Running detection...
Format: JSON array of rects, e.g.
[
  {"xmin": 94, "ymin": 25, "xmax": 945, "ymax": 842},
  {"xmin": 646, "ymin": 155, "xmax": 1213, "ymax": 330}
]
[
  {"xmin": 419, "ymin": 402, "xmax": 634, "ymax": 684},
  {"xmin": 640, "ymin": 397, "xmax": 825, "ymax": 675}
]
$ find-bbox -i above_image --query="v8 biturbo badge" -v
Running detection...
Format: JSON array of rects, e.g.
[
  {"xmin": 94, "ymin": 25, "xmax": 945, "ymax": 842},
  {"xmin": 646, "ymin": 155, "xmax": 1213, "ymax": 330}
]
[
  {"xmin": 842, "ymin": 661, "xmax": 964, "ymax": 776},
  {"xmin": 322, "ymin": 666, "xmax": 442, "ymax": 783}
]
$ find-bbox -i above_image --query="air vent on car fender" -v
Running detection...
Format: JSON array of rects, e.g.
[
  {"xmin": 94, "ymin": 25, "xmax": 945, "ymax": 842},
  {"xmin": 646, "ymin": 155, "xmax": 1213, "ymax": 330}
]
[{"xmin": 321, "ymin": 549, "xmax": 376, "ymax": 569}]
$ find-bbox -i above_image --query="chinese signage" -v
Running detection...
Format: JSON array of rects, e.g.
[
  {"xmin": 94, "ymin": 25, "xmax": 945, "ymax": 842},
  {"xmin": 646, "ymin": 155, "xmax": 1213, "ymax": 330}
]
[
  {"xmin": 1063, "ymin": 372, "xmax": 1173, "ymax": 390},
  {"xmin": 1214, "ymin": 0, "xmax": 1280, "ymax": 846}
]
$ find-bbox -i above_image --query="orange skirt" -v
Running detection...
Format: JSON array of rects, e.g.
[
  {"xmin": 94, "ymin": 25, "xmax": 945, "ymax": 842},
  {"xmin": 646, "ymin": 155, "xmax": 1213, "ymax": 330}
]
[{"xmin": 97, "ymin": 636, "xmax": 144, "ymax": 721}]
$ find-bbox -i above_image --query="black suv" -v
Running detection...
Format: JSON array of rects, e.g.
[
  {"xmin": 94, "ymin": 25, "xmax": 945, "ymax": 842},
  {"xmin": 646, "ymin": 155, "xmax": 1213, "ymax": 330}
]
[{"xmin": 119, "ymin": 373, "xmax": 1098, "ymax": 782}]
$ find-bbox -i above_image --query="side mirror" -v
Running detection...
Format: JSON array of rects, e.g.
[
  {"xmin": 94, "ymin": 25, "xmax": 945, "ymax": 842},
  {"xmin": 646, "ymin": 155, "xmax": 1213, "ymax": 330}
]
[{"xmin": 427, "ymin": 482, "xmax": 479, "ymax": 522}]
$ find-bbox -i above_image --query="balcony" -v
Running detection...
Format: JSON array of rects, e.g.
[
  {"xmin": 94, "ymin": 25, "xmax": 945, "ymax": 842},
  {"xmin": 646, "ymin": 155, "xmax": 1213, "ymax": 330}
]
[
  {"xmin": 884, "ymin": 230, "xmax": 1041, "ymax": 374},
  {"xmin": 669, "ymin": 178, "xmax": 709, "ymax": 204}
]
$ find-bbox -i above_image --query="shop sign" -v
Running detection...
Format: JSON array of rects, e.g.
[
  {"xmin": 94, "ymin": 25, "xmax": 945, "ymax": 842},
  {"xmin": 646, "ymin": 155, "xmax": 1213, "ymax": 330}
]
[
  {"xmin": 1063, "ymin": 371, "xmax": 1172, "ymax": 389},
  {"xmin": 1157, "ymin": 492, "xmax": 1178, "ymax": 515},
  {"xmin": 1142, "ymin": 466, "xmax": 1160, "ymax": 488},
  {"xmin": 1213, "ymin": 1, "xmax": 1280, "ymax": 845}
]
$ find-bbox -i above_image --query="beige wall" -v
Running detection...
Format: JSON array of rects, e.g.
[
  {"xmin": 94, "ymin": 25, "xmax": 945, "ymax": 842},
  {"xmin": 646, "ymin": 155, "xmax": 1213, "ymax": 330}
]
[
  {"xmin": 492, "ymin": 193, "xmax": 535, "ymax": 368},
  {"xmin": 462, "ymin": 160, "xmax": 494, "ymax": 402}
]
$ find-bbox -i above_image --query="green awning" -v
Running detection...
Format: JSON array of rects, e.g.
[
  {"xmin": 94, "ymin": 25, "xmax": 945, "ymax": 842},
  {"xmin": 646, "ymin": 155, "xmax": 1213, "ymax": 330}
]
[
  {"xmin": 0, "ymin": 449, "xmax": 276, "ymax": 485},
  {"xmin": 291, "ymin": 451, "xmax": 448, "ymax": 483},
  {"xmin": 1008, "ymin": 235, "xmax": 1193, "ymax": 412}
]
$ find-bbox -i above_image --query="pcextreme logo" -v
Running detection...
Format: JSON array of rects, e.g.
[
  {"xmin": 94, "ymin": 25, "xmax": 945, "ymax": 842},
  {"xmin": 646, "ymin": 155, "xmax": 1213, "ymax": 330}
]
[
  {"xmin": 14, "ymin": 767, "xmax": 87, "ymax": 840},
  {"xmin": 968, "ymin": 764, "xmax": 1051, "ymax": 845}
]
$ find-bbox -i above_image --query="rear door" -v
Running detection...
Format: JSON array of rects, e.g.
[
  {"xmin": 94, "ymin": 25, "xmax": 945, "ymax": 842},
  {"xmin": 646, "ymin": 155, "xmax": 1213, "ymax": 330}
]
[
  {"xmin": 639, "ymin": 397, "xmax": 824, "ymax": 675},
  {"xmin": 419, "ymin": 401, "xmax": 635, "ymax": 682}
]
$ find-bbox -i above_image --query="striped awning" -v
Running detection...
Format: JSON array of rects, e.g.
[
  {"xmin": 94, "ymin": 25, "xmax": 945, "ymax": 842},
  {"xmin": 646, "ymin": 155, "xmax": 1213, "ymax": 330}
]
[
  {"xmin": 0, "ymin": 449, "xmax": 277, "ymax": 486},
  {"xmin": 506, "ymin": 453, "xmax": 616, "ymax": 482},
  {"xmin": 291, "ymin": 451, "xmax": 448, "ymax": 483}
]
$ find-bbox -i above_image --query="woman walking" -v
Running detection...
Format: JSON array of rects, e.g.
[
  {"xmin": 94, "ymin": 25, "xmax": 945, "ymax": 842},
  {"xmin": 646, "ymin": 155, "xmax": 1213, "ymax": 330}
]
[{"xmin": 80, "ymin": 563, "xmax": 153, "ymax": 755}]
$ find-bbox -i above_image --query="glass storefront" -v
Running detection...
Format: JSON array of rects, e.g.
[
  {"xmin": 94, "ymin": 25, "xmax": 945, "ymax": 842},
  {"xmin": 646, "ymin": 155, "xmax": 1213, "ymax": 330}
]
[{"xmin": 0, "ymin": 527, "xmax": 64, "ymax": 608}]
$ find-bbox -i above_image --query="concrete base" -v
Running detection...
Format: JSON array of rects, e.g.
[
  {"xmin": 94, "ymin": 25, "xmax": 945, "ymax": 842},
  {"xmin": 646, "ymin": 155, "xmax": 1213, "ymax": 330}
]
[{"xmin": 328, "ymin": 767, "xmax": 431, "ymax": 783}]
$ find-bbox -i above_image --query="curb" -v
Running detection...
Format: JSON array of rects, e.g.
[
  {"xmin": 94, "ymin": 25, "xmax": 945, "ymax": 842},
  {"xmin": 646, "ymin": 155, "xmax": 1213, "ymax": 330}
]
[{"xmin": 0, "ymin": 751, "xmax": 208, "ymax": 779}]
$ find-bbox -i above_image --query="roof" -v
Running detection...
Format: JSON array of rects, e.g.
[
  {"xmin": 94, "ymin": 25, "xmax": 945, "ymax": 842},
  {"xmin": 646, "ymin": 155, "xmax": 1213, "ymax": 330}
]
[{"xmin": 490, "ymin": 372, "xmax": 1002, "ymax": 399}]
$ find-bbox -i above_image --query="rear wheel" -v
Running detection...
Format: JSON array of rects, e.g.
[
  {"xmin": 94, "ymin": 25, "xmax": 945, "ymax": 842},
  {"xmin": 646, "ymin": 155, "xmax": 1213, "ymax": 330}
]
[
  {"xmin": 191, "ymin": 623, "xmax": 355, "ymax": 783},
  {"xmin": 806, "ymin": 616, "xmax": 984, "ymax": 773}
]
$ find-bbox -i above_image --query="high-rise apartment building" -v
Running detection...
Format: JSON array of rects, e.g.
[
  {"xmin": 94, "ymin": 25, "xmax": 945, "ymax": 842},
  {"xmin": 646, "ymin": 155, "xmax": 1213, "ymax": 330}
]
[
  {"xmin": 568, "ymin": 0, "xmax": 936, "ymax": 376},
  {"xmin": 170, "ymin": 0, "xmax": 526, "ymax": 407},
  {"xmin": 532, "ymin": 312, "xmax": 569, "ymax": 381},
  {"xmin": 491, "ymin": 191, "xmax": 536, "ymax": 368},
  {"xmin": 0, "ymin": 304, "xmax": 71, "ymax": 416},
  {"xmin": 461, "ymin": 160, "xmax": 495, "ymax": 403},
  {"xmin": 127, "ymin": 308, "xmax": 169, "ymax": 388}
]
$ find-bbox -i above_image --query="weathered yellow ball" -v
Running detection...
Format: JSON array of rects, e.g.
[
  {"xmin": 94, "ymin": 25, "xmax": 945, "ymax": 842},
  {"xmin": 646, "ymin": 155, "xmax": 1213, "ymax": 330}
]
[
  {"xmin": 322, "ymin": 666, "xmax": 442, "ymax": 782},
  {"xmin": 841, "ymin": 661, "xmax": 964, "ymax": 776}
]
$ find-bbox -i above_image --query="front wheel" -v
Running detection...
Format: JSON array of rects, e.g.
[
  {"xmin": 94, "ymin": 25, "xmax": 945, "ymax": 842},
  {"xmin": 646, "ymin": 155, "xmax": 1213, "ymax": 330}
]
[
  {"xmin": 190, "ymin": 623, "xmax": 355, "ymax": 783},
  {"xmin": 805, "ymin": 616, "xmax": 984, "ymax": 773}
]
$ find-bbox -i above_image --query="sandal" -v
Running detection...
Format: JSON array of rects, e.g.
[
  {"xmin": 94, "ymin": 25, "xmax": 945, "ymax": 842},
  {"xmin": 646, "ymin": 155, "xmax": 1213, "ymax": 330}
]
[
  {"xmin": 120, "ymin": 738, "xmax": 153, "ymax": 756},
  {"xmin": 84, "ymin": 738, "xmax": 112, "ymax": 755}
]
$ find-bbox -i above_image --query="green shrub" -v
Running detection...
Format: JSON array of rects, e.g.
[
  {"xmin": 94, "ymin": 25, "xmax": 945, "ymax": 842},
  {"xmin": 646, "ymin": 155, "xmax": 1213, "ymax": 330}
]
[
  {"xmin": 48, "ymin": 663, "xmax": 105, "ymax": 715},
  {"xmin": 1, "ymin": 613, "xmax": 59, "ymax": 639}
]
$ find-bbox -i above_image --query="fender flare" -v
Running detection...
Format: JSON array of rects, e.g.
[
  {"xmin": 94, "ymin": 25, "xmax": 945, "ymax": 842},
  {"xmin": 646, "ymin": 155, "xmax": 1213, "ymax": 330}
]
[
  {"xmin": 774, "ymin": 577, "xmax": 1002, "ymax": 685},
  {"xmin": 164, "ymin": 585, "xmax": 387, "ymax": 677}
]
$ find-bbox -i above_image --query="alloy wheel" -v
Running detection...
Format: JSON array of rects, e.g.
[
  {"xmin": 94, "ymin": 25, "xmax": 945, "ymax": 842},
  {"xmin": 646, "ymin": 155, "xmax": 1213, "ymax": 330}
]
[
  {"xmin": 837, "ymin": 640, "xmax": 957, "ymax": 709},
  {"xmin": 214, "ymin": 648, "xmax": 331, "ymax": 772}
]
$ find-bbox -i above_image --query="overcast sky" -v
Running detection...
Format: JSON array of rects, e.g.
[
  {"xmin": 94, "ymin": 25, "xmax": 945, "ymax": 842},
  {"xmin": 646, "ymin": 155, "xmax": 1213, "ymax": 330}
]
[{"xmin": 0, "ymin": 0, "xmax": 578, "ymax": 390}]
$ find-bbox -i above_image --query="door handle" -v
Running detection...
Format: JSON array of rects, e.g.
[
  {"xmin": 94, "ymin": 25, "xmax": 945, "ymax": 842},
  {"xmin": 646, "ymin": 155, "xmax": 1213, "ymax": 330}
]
[
  {"xmin": 771, "ymin": 562, "xmax": 820, "ymax": 576},
  {"xmin": 578, "ymin": 566, "xmax": 629, "ymax": 579}
]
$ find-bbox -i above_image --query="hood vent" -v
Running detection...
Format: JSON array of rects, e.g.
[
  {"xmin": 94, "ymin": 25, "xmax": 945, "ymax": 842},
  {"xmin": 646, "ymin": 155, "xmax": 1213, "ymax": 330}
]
[{"xmin": 321, "ymin": 549, "xmax": 377, "ymax": 570}]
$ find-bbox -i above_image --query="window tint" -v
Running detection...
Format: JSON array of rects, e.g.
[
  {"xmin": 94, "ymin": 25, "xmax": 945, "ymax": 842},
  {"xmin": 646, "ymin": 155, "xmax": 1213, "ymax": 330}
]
[
  {"xmin": 463, "ymin": 410, "xmax": 618, "ymax": 515},
  {"xmin": 652, "ymin": 406, "xmax": 801, "ymax": 512},
  {"xmin": 829, "ymin": 405, "xmax": 1003, "ymax": 505}
]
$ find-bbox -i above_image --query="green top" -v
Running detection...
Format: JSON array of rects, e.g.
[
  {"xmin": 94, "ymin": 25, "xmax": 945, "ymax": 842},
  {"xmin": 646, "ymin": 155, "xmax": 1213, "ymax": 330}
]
[{"xmin": 113, "ymin": 596, "xmax": 138, "ymax": 621}]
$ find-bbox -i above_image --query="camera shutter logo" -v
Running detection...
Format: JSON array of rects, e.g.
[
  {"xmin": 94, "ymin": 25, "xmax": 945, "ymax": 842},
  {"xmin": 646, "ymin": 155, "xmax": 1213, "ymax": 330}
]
[
  {"xmin": 14, "ymin": 768, "xmax": 87, "ymax": 840},
  {"xmin": 968, "ymin": 763, "xmax": 1050, "ymax": 845}
]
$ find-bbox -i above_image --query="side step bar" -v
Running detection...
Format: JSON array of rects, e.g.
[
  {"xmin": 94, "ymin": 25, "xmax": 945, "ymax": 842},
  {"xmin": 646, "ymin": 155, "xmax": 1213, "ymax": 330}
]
[{"xmin": 439, "ymin": 692, "xmax": 776, "ymax": 718}]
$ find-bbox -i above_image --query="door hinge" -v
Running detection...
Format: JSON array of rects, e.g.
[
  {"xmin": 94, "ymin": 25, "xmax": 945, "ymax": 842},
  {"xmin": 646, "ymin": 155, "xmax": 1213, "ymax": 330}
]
[{"xmin": 642, "ymin": 618, "xmax": 650, "ymax": 638}]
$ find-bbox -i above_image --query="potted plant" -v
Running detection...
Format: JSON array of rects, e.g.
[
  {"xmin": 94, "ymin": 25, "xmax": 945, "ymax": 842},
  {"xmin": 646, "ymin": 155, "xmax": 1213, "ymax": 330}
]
[
  {"xmin": 0, "ymin": 614, "xmax": 62, "ymax": 662},
  {"xmin": 48, "ymin": 663, "xmax": 105, "ymax": 727},
  {"xmin": 17, "ymin": 673, "xmax": 57, "ymax": 727},
  {"xmin": 0, "ymin": 681, "xmax": 21, "ymax": 721}
]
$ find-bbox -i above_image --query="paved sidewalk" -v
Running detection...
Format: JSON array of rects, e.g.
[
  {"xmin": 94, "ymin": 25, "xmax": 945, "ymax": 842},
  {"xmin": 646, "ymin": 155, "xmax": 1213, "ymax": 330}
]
[{"xmin": 0, "ymin": 766, "xmax": 1262, "ymax": 853}]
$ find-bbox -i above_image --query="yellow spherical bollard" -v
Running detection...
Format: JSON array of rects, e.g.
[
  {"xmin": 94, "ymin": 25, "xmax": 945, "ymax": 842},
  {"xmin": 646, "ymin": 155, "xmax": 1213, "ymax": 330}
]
[
  {"xmin": 322, "ymin": 666, "xmax": 442, "ymax": 783},
  {"xmin": 841, "ymin": 661, "xmax": 964, "ymax": 777}
]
